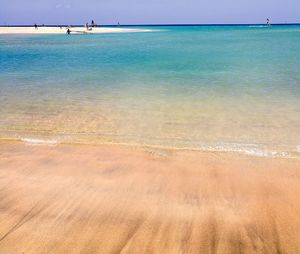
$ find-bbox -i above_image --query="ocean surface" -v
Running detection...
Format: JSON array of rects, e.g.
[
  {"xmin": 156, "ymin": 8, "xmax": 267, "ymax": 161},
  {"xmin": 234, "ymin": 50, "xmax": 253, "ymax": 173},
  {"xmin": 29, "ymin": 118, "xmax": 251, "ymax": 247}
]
[{"xmin": 1, "ymin": 25, "xmax": 300, "ymax": 157}]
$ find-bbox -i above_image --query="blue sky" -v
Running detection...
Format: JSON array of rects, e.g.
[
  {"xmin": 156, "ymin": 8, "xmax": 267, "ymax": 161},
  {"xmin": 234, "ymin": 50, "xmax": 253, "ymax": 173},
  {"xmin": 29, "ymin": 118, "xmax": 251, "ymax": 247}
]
[{"xmin": 1, "ymin": 0, "xmax": 299, "ymax": 25}]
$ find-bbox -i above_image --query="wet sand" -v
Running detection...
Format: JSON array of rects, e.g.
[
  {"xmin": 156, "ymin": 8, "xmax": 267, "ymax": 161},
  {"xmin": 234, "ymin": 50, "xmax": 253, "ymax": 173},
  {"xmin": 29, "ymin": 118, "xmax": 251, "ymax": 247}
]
[
  {"xmin": 0, "ymin": 26, "xmax": 151, "ymax": 34},
  {"xmin": 0, "ymin": 141, "xmax": 299, "ymax": 253}
]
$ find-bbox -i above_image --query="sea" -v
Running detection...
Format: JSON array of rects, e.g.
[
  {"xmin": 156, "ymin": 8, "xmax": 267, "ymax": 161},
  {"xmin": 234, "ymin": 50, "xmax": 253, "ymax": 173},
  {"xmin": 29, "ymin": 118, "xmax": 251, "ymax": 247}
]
[{"xmin": 1, "ymin": 25, "xmax": 300, "ymax": 157}]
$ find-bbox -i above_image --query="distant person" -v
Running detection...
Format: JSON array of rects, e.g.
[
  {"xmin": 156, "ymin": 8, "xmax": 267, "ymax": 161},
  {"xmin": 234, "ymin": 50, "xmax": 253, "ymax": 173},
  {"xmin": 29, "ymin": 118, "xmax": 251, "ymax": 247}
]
[
  {"xmin": 67, "ymin": 28, "xmax": 71, "ymax": 34},
  {"xmin": 85, "ymin": 22, "xmax": 89, "ymax": 30},
  {"xmin": 91, "ymin": 20, "xmax": 95, "ymax": 27},
  {"xmin": 118, "ymin": 22, "xmax": 120, "ymax": 27},
  {"xmin": 267, "ymin": 18, "xmax": 270, "ymax": 26},
  {"xmin": 34, "ymin": 23, "xmax": 38, "ymax": 29}
]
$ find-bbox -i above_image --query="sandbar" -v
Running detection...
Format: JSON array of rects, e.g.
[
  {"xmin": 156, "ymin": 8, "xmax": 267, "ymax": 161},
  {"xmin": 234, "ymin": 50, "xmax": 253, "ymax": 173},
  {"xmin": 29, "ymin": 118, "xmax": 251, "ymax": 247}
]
[{"xmin": 0, "ymin": 26, "xmax": 151, "ymax": 35}]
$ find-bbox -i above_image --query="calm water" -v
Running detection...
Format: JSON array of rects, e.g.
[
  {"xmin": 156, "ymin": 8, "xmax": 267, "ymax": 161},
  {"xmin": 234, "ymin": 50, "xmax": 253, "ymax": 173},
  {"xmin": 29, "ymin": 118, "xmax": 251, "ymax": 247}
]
[{"xmin": 1, "ymin": 25, "xmax": 300, "ymax": 156}]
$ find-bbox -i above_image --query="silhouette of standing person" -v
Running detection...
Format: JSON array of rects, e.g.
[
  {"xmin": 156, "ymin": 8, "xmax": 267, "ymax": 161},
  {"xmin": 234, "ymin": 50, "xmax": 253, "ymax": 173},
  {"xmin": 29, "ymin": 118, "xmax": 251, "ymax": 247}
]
[{"xmin": 34, "ymin": 23, "xmax": 38, "ymax": 29}]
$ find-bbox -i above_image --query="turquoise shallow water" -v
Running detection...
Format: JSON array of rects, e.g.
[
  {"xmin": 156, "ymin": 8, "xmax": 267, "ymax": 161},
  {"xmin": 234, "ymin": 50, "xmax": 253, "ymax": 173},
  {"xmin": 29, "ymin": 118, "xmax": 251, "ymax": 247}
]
[{"xmin": 0, "ymin": 25, "xmax": 300, "ymax": 156}]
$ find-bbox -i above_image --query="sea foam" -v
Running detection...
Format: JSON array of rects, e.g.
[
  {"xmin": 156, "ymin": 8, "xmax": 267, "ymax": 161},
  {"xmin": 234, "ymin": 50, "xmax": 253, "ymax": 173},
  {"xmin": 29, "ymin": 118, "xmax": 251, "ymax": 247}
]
[
  {"xmin": 198, "ymin": 142, "xmax": 289, "ymax": 158},
  {"xmin": 21, "ymin": 138, "xmax": 58, "ymax": 146}
]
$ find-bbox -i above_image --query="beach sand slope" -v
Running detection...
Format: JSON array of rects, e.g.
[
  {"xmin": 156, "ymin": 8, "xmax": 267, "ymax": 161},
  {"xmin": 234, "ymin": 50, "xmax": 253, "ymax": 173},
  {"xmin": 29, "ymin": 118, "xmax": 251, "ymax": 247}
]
[{"xmin": 0, "ymin": 142, "xmax": 299, "ymax": 253}]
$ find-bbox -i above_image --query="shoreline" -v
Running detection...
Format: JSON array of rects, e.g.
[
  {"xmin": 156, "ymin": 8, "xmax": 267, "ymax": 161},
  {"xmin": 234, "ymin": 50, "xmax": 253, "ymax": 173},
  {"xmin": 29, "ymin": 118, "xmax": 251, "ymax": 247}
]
[
  {"xmin": 0, "ymin": 26, "xmax": 152, "ymax": 34},
  {"xmin": 0, "ymin": 141, "xmax": 299, "ymax": 253},
  {"xmin": 1, "ymin": 137, "xmax": 299, "ymax": 160}
]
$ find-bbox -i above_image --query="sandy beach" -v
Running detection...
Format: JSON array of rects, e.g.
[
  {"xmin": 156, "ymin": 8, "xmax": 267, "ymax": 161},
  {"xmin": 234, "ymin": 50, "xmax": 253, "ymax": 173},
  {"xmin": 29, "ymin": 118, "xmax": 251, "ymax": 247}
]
[
  {"xmin": 0, "ymin": 26, "xmax": 151, "ymax": 34},
  {"xmin": 0, "ymin": 141, "xmax": 299, "ymax": 253}
]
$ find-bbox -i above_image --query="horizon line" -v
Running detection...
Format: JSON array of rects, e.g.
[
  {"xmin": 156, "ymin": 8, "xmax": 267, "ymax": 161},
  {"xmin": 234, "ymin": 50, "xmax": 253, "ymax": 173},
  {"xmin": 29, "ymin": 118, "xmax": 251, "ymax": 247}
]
[{"xmin": 1, "ymin": 22, "xmax": 300, "ymax": 27}]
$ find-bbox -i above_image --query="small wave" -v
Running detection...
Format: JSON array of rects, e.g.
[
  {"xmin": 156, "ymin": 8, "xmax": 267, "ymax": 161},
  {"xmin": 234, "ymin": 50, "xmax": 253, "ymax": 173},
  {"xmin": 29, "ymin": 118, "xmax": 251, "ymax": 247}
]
[
  {"xmin": 199, "ymin": 142, "xmax": 289, "ymax": 158},
  {"xmin": 21, "ymin": 138, "xmax": 58, "ymax": 145},
  {"xmin": 5, "ymin": 136, "xmax": 296, "ymax": 158}
]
